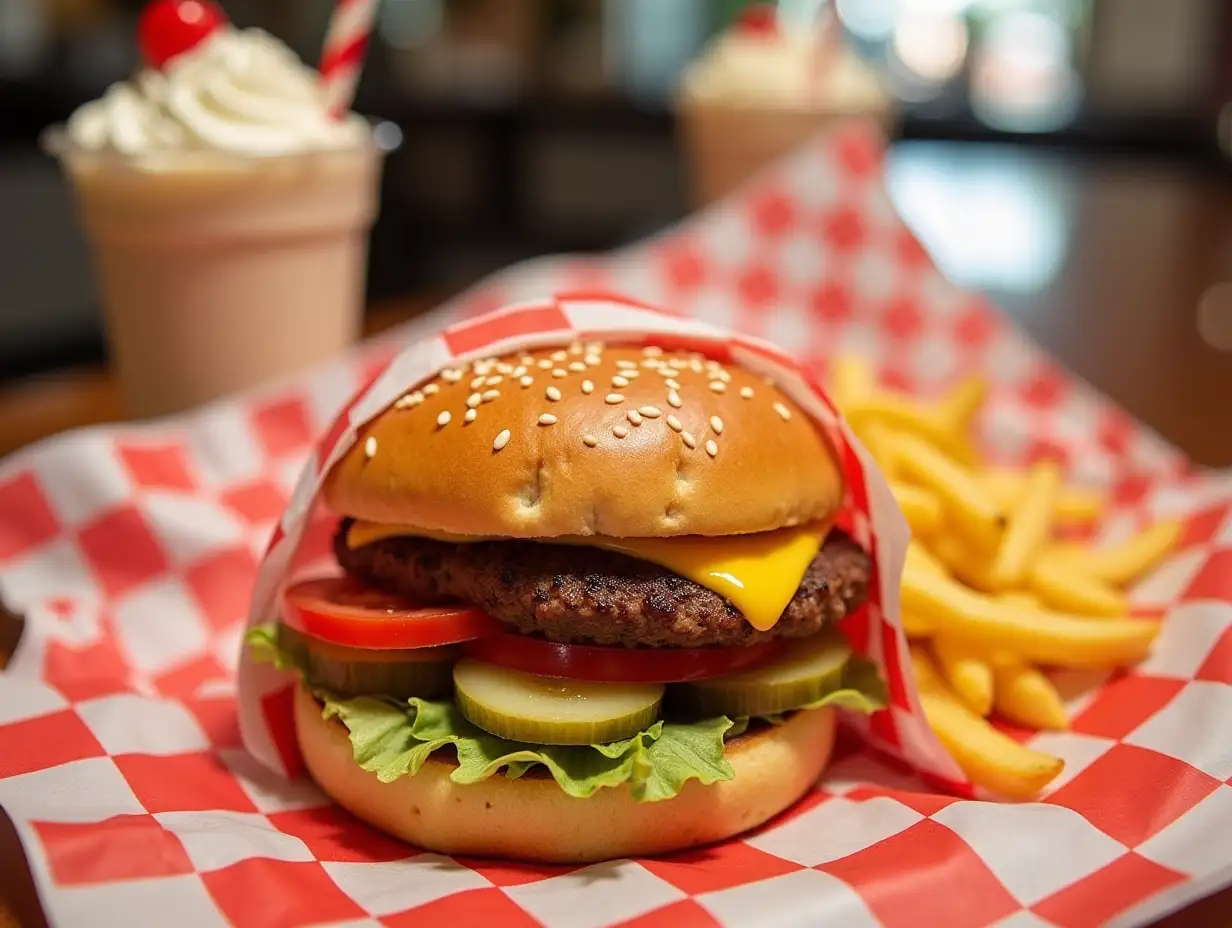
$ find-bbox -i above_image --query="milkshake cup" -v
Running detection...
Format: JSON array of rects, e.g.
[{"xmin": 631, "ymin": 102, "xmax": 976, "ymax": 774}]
[
  {"xmin": 47, "ymin": 17, "xmax": 385, "ymax": 418},
  {"xmin": 676, "ymin": 6, "xmax": 895, "ymax": 207}
]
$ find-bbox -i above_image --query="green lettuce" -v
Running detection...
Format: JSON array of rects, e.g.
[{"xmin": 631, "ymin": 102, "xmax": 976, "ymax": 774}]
[{"xmin": 247, "ymin": 625, "xmax": 886, "ymax": 802}]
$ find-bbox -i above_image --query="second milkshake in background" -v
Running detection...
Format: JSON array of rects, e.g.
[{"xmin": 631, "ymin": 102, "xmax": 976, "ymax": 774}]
[{"xmin": 47, "ymin": 2, "xmax": 388, "ymax": 419}]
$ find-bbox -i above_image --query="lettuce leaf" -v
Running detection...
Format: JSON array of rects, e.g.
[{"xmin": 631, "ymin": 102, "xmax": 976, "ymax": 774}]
[{"xmin": 246, "ymin": 624, "xmax": 886, "ymax": 802}]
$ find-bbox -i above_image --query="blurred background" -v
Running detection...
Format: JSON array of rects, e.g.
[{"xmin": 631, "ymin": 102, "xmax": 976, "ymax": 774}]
[{"xmin": 2, "ymin": 0, "xmax": 1232, "ymax": 460}]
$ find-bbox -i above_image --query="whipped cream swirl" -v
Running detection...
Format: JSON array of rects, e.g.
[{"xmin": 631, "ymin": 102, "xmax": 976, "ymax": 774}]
[{"xmin": 67, "ymin": 27, "xmax": 367, "ymax": 157}]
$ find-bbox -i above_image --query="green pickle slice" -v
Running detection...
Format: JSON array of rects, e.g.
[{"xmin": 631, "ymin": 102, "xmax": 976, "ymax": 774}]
[
  {"xmin": 277, "ymin": 624, "xmax": 459, "ymax": 699},
  {"xmin": 672, "ymin": 630, "xmax": 852, "ymax": 717},
  {"xmin": 453, "ymin": 659, "xmax": 665, "ymax": 745}
]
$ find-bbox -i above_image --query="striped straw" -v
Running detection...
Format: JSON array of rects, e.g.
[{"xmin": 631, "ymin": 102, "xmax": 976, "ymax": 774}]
[{"xmin": 320, "ymin": 0, "xmax": 377, "ymax": 118}]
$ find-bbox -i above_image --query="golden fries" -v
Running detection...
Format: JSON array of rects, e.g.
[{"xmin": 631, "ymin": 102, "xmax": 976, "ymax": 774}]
[
  {"xmin": 829, "ymin": 360, "xmax": 1181, "ymax": 798},
  {"xmin": 911, "ymin": 647, "xmax": 1064, "ymax": 798}
]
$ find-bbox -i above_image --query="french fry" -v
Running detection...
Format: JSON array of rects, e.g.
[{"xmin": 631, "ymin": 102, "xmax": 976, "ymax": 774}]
[
  {"xmin": 982, "ymin": 469, "xmax": 1104, "ymax": 525},
  {"xmin": 891, "ymin": 481, "xmax": 944, "ymax": 536},
  {"xmin": 893, "ymin": 433, "xmax": 1005, "ymax": 554},
  {"xmin": 987, "ymin": 461, "xmax": 1061, "ymax": 590},
  {"xmin": 936, "ymin": 375, "xmax": 987, "ymax": 434},
  {"xmin": 929, "ymin": 533, "xmax": 998, "ymax": 592},
  {"xmin": 845, "ymin": 394, "xmax": 979, "ymax": 466},
  {"xmin": 998, "ymin": 591, "xmax": 1040, "ymax": 609},
  {"xmin": 907, "ymin": 539, "xmax": 946, "ymax": 575},
  {"xmin": 993, "ymin": 661, "xmax": 1069, "ymax": 731},
  {"xmin": 856, "ymin": 421, "xmax": 900, "ymax": 480},
  {"xmin": 1029, "ymin": 557, "xmax": 1127, "ymax": 617},
  {"xmin": 901, "ymin": 562, "xmax": 1161, "ymax": 667},
  {"xmin": 1046, "ymin": 519, "xmax": 1182, "ymax": 587},
  {"xmin": 830, "ymin": 357, "xmax": 874, "ymax": 409},
  {"xmin": 933, "ymin": 636, "xmax": 994, "ymax": 716}
]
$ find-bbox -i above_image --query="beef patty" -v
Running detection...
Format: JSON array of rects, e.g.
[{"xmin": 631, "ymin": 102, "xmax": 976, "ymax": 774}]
[{"xmin": 334, "ymin": 522, "xmax": 871, "ymax": 649}]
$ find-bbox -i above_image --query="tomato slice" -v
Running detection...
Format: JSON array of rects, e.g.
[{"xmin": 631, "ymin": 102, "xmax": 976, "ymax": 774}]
[
  {"xmin": 282, "ymin": 577, "xmax": 506, "ymax": 650},
  {"xmin": 463, "ymin": 634, "xmax": 788, "ymax": 684}
]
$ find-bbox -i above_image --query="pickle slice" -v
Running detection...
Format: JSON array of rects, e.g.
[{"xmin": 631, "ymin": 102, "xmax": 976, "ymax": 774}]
[
  {"xmin": 278, "ymin": 624, "xmax": 459, "ymax": 699},
  {"xmin": 453, "ymin": 659, "xmax": 665, "ymax": 745},
  {"xmin": 672, "ymin": 631, "xmax": 852, "ymax": 717}
]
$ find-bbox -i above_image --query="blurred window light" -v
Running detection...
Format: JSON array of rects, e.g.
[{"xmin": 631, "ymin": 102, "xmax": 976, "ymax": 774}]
[
  {"xmin": 970, "ymin": 10, "xmax": 1081, "ymax": 132},
  {"xmin": 777, "ymin": 0, "xmax": 832, "ymax": 30},
  {"xmin": 885, "ymin": 144, "xmax": 1070, "ymax": 294},
  {"xmin": 379, "ymin": 0, "xmax": 443, "ymax": 50},
  {"xmin": 835, "ymin": 0, "xmax": 900, "ymax": 42},
  {"xmin": 891, "ymin": 9, "xmax": 969, "ymax": 84}
]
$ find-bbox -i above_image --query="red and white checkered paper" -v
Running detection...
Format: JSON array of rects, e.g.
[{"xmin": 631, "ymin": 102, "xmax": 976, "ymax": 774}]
[{"xmin": 2, "ymin": 123, "xmax": 1231, "ymax": 928}]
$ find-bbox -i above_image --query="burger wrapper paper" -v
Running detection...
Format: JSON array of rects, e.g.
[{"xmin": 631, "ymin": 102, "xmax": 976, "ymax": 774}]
[{"xmin": 2, "ymin": 123, "xmax": 1230, "ymax": 927}]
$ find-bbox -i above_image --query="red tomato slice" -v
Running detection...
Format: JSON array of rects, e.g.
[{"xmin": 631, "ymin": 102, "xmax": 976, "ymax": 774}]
[
  {"xmin": 464, "ymin": 634, "xmax": 788, "ymax": 684},
  {"xmin": 282, "ymin": 577, "xmax": 506, "ymax": 650}
]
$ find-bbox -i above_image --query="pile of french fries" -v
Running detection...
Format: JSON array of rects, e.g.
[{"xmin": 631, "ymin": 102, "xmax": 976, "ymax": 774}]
[{"xmin": 830, "ymin": 358, "xmax": 1180, "ymax": 798}]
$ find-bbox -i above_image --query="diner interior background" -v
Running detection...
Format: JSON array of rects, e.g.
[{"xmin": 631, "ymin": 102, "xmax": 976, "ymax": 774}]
[{"xmin": 1, "ymin": 0, "xmax": 1230, "ymax": 454}]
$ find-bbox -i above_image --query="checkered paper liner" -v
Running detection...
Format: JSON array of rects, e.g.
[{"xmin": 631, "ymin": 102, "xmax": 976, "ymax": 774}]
[{"xmin": 0, "ymin": 123, "xmax": 1229, "ymax": 928}]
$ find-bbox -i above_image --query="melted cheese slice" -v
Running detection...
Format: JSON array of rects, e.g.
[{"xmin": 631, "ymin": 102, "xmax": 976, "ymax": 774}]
[{"xmin": 345, "ymin": 520, "xmax": 829, "ymax": 632}]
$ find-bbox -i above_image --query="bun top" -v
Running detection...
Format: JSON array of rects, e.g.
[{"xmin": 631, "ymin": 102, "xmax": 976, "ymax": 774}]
[{"xmin": 323, "ymin": 342, "xmax": 844, "ymax": 538}]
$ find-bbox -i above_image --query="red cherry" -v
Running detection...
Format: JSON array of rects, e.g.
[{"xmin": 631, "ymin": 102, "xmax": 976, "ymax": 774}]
[
  {"xmin": 137, "ymin": 0, "xmax": 227, "ymax": 69},
  {"xmin": 736, "ymin": 3, "xmax": 779, "ymax": 36}
]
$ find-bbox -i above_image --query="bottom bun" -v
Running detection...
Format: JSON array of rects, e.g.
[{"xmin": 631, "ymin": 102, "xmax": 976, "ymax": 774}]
[{"xmin": 295, "ymin": 684, "xmax": 836, "ymax": 863}]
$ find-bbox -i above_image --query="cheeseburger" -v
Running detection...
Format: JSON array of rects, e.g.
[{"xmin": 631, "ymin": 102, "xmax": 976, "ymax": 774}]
[{"xmin": 251, "ymin": 341, "xmax": 885, "ymax": 862}]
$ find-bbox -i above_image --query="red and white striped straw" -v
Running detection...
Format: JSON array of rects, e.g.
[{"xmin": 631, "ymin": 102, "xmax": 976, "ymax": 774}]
[{"xmin": 320, "ymin": 0, "xmax": 377, "ymax": 118}]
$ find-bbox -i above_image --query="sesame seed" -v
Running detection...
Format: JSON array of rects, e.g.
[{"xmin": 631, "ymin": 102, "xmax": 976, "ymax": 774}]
[
  {"xmin": 690, "ymin": 359, "xmax": 704, "ymax": 373},
  {"xmin": 537, "ymin": 359, "xmax": 553, "ymax": 370},
  {"xmin": 538, "ymin": 413, "xmax": 558, "ymax": 426},
  {"xmin": 582, "ymin": 380, "xmax": 595, "ymax": 395},
  {"xmin": 711, "ymin": 416, "xmax": 724, "ymax": 434},
  {"xmin": 520, "ymin": 355, "xmax": 535, "ymax": 366},
  {"xmin": 639, "ymin": 405, "xmax": 662, "ymax": 418},
  {"xmin": 667, "ymin": 391, "xmax": 683, "ymax": 409},
  {"xmin": 550, "ymin": 369, "xmax": 565, "ymax": 379},
  {"xmin": 474, "ymin": 361, "xmax": 493, "ymax": 375},
  {"xmin": 513, "ymin": 366, "xmax": 527, "ymax": 377},
  {"xmin": 493, "ymin": 429, "xmax": 511, "ymax": 451},
  {"xmin": 643, "ymin": 345, "xmax": 663, "ymax": 357},
  {"xmin": 616, "ymin": 360, "xmax": 638, "ymax": 370},
  {"xmin": 627, "ymin": 409, "xmax": 643, "ymax": 426},
  {"xmin": 437, "ymin": 411, "xmax": 451, "ymax": 428},
  {"xmin": 568, "ymin": 341, "xmax": 583, "ymax": 355},
  {"xmin": 546, "ymin": 386, "xmax": 562, "ymax": 401},
  {"xmin": 466, "ymin": 392, "xmax": 483, "ymax": 408},
  {"xmin": 464, "ymin": 408, "xmax": 477, "ymax": 423},
  {"xmin": 774, "ymin": 402, "xmax": 792, "ymax": 421},
  {"xmin": 519, "ymin": 375, "xmax": 534, "ymax": 388},
  {"xmin": 705, "ymin": 440, "xmax": 719, "ymax": 457},
  {"xmin": 709, "ymin": 381, "xmax": 726, "ymax": 394},
  {"xmin": 681, "ymin": 431, "xmax": 698, "ymax": 449},
  {"xmin": 740, "ymin": 386, "xmax": 755, "ymax": 399},
  {"xmin": 585, "ymin": 342, "xmax": 604, "ymax": 354},
  {"xmin": 441, "ymin": 369, "xmax": 463, "ymax": 383},
  {"xmin": 623, "ymin": 369, "xmax": 640, "ymax": 379},
  {"xmin": 568, "ymin": 361, "xmax": 587, "ymax": 373},
  {"xmin": 612, "ymin": 376, "xmax": 629, "ymax": 388},
  {"xmin": 364, "ymin": 436, "xmax": 377, "ymax": 458},
  {"xmin": 605, "ymin": 393, "xmax": 625, "ymax": 405},
  {"xmin": 496, "ymin": 362, "xmax": 513, "ymax": 374},
  {"xmin": 717, "ymin": 370, "xmax": 732, "ymax": 383},
  {"xmin": 485, "ymin": 375, "xmax": 503, "ymax": 386},
  {"xmin": 582, "ymin": 434, "xmax": 598, "ymax": 447},
  {"xmin": 550, "ymin": 350, "xmax": 568, "ymax": 362},
  {"xmin": 482, "ymin": 390, "xmax": 500, "ymax": 403},
  {"xmin": 667, "ymin": 415, "xmax": 683, "ymax": 432},
  {"xmin": 661, "ymin": 367, "xmax": 680, "ymax": 379},
  {"xmin": 394, "ymin": 392, "xmax": 421, "ymax": 410},
  {"xmin": 613, "ymin": 425, "xmax": 629, "ymax": 438},
  {"xmin": 470, "ymin": 376, "xmax": 485, "ymax": 389},
  {"xmin": 665, "ymin": 378, "xmax": 680, "ymax": 390},
  {"xmin": 585, "ymin": 354, "xmax": 601, "ymax": 366}
]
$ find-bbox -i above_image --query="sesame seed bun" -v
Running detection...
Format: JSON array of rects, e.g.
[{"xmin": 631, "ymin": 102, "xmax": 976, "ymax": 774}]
[
  {"xmin": 294, "ymin": 683, "xmax": 836, "ymax": 863},
  {"xmin": 323, "ymin": 344, "xmax": 843, "ymax": 538}
]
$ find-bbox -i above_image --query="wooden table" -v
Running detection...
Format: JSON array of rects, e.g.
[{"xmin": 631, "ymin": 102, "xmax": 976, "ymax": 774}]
[{"xmin": 2, "ymin": 147, "xmax": 1231, "ymax": 923}]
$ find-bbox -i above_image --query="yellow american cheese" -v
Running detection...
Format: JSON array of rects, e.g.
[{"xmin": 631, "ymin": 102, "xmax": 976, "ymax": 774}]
[{"xmin": 345, "ymin": 520, "xmax": 829, "ymax": 632}]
